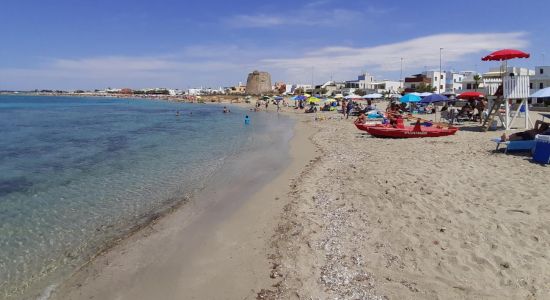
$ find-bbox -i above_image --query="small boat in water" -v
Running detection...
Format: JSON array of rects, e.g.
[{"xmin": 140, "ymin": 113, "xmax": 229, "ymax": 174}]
[{"xmin": 355, "ymin": 118, "xmax": 458, "ymax": 138}]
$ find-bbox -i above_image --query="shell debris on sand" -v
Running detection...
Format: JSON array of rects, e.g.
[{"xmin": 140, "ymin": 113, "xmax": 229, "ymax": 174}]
[{"xmin": 260, "ymin": 110, "xmax": 550, "ymax": 300}]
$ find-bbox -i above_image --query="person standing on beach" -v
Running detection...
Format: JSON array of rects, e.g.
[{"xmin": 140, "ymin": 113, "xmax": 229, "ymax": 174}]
[
  {"xmin": 342, "ymin": 99, "xmax": 347, "ymax": 117},
  {"xmin": 265, "ymin": 100, "xmax": 269, "ymax": 111}
]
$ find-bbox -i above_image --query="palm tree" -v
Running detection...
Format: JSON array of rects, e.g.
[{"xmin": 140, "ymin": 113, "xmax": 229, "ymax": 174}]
[{"xmin": 473, "ymin": 75, "xmax": 481, "ymax": 91}]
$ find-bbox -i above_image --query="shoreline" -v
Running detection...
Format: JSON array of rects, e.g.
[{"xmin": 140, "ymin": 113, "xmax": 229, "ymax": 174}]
[{"xmin": 49, "ymin": 108, "xmax": 319, "ymax": 299}]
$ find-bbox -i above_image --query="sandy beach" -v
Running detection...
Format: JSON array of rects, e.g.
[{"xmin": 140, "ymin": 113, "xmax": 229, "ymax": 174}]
[
  {"xmin": 262, "ymin": 109, "xmax": 550, "ymax": 299},
  {"xmin": 50, "ymin": 104, "xmax": 550, "ymax": 300}
]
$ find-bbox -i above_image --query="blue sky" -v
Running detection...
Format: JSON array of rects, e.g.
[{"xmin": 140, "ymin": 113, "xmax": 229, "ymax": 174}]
[{"xmin": 1, "ymin": 0, "xmax": 549, "ymax": 90}]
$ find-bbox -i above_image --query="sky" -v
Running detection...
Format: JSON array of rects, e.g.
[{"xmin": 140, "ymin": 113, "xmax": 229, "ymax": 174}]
[{"xmin": 1, "ymin": 0, "xmax": 550, "ymax": 90}]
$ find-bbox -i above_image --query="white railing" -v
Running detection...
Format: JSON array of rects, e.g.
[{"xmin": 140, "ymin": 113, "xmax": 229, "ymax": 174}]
[
  {"xmin": 504, "ymin": 75, "xmax": 530, "ymax": 99},
  {"xmin": 483, "ymin": 78, "xmax": 501, "ymax": 96}
]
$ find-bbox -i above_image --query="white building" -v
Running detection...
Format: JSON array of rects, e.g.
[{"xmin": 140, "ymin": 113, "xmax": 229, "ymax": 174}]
[
  {"xmin": 345, "ymin": 73, "xmax": 376, "ymax": 89},
  {"xmin": 460, "ymin": 71, "xmax": 482, "ymax": 93},
  {"xmin": 422, "ymin": 71, "xmax": 446, "ymax": 94},
  {"xmin": 370, "ymin": 80, "xmax": 403, "ymax": 93},
  {"xmin": 445, "ymin": 71, "xmax": 465, "ymax": 94},
  {"xmin": 530, "ymin": 66, "xmax": 550, "ymax": 103},
  {"xmin": 288, "ymin": 84, "xmax": 313, "ymax": 94}
]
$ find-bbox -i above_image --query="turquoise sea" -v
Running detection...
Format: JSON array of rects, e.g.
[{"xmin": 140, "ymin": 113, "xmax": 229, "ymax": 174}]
[{"xmin": 0, "ymin": 95, "xmax": 293, "ymax": 299}]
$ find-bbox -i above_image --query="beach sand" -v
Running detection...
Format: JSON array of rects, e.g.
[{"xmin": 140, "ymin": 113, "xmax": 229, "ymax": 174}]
[
  {"xmin": 52, "ymin": 104, "xmax": 550, "ymax": 300},
  {"xmin": 263, "ymin": 110, "xmax": 550, "ymax": 299},
  {"xmin": 50, "ymin": 111, "xmax": 318, "ymax": 300}
]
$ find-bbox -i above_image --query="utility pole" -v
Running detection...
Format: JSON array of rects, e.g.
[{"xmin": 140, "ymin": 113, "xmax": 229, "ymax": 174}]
[
  {"xmin": 400, "ymin": 57, "xmax": 403, "ymax": 90},
  {"xmin": 439, "ymin": 48, "xmax": 443, "ymax": 94}
]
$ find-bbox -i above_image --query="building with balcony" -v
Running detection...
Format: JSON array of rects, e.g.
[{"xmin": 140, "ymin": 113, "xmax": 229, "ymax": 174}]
[{"xmin": 404, "ymin": 74, "xmax": 432, "ymax": 93}]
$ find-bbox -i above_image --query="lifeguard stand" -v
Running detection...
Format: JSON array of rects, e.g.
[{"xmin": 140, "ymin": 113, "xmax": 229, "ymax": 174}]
[{"xmin": 482, "ymin": 68, "xmax": 531, "ymax": 130}]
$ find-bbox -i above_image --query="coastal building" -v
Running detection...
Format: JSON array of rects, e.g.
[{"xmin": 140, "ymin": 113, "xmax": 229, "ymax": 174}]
[
  {"xmin": 529, "ymin": 66, "xmax": 550, "ymax": 104},
  {"xmin": 313, "ymin": 81, "xmax": 346, "ymax": 96},
  {"xmin": 343, "ymin": 73, "xmax": 401, "ymax": 95},
  {"xmin": 187, "ymin": 87, "xmax": 225, "ymax": 95},
  {"xmin": 460, "ymin": 71, "xmax": 482, "ymax": 94},
  {"xmin": 288, "ymin": 84, "xmax": 313, "ymax": 94},
  {"xmin": 422, "ymin": 71, "xmax": 446, "ymax": 93},
  {"xmin": 404, "ymin": 74, "xmax": 432, "ymax": 93},
  {"xmin": 345, "ymin": 73, "xmax": 375, "ymax": 90},
  {"xmin": 369, "ymin": 80, "xmax": 403, "ymax": 94},
  {"xmin": 445, "ymin": 71, "xmax": 465, "ymax": 94},
  {"xmin": 228, "ymin": 82, "xmax": 246, "ymax": 94},
  {"xmin": 245, "ymin": 70, "xmax": 272, "ymax": 95}
]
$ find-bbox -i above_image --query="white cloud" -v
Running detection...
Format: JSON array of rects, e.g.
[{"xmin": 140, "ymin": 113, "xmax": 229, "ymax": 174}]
[
  {"xmin": 0, "ymin": 32, "xmax": 530, "ymax": 90},
  {"xmin": 262, "ymin": 32, "xmax": 529, "ymax": 82},
  {"xmin": 224, "ymin": 8, "xmax": 363, "ymax": 28}
]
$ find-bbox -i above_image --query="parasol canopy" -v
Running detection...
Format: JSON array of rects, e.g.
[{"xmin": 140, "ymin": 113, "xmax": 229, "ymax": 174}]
[
  {"xmin": 363, "ymin": 93, "xmax": 383, "ymax": 99},
  {"xmin": 457, "ymin": 91, "xmax": 485, "ymax": 100},
  {"xmin": 420, "ymin": 94, "xmax": 449, "ymax": 104},
  {"xmin": 400, "ymin": 94, "xmax": 421, "ymax": 103},
  {"xmin": 482, "ymin": 49, "xmax": 530, "ymax": 61},
  {"xmin": 307, "ymin": 96, "xmax": 320, "ymax": 103}
]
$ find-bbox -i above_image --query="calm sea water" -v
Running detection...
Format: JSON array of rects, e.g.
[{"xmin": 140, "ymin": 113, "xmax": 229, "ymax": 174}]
[{"xmin": 0, "ymin": 95, "xmax": 293, "ymax": 299}]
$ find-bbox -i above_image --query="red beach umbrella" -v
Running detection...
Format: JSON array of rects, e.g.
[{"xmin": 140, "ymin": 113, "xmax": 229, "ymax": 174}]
[
  {"xmin": 457, "ymin": 91, "xmax": 485, "ymax": 100},
  {"xmin": 481, "ymin": 49, "xmax": 530, "ymax": 61}
]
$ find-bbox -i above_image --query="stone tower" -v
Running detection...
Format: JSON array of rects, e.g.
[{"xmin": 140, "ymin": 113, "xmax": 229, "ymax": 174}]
[{"xmin": 245, "ymin": 70, "xmax": 272, "ymax": 95}]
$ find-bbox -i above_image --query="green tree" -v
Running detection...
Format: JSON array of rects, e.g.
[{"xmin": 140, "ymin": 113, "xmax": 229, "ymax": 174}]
[
  {"xmin": 415, "ymin": 83, "xmax": 436, "ymax": 93},
  {"xmin": 473, "ymin": 74, "xmax": 481, "ymax": 91}
]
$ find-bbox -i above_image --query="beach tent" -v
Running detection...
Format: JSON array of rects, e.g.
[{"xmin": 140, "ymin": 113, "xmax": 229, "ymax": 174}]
[
  {"xmin": 363, "ymin": 93, "xmax": 383, "ymax": 99},
  {"xmin": 334, "ymin": 94, "xmax": 344, "ymax": 99},
  {"xmin": 400, "ymin": 94, "xmax": 421, "ymax": 103},
  {"xmin": 530, "ymin": 87, "xmax": 550, "ymax": 98}
]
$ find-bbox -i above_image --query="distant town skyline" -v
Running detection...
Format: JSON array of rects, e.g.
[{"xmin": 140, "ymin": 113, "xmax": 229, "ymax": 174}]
[{"xmin": 1, "ymin": 0, "xmax": 549, "ymax": 90}]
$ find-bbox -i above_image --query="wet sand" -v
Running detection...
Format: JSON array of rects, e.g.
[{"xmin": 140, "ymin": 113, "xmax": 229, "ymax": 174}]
[{"xmin": 51, "ymin": 110, "xmax": 318, "ymax": 300}]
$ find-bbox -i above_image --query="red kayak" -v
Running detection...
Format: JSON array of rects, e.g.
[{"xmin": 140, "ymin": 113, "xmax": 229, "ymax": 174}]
[{"xmin": 355, "ymin": 119, "xmax": 458, "ymax": 138}]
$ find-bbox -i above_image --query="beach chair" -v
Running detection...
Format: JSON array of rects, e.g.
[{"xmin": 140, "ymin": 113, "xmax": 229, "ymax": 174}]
[{"xmin": 491, "ymin": 138, "xmax": 537, "ymax": 154}]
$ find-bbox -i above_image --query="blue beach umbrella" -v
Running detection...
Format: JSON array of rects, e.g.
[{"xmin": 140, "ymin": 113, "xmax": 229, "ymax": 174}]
[
  {"xmin": 400, "ymin": 94, "xmax": 421, "ymax": 103},
  {"xmin": 274, "ymin": 96, "xmax": 283, "ymax": 100},
  {"xmin": 420, "ymin": 94, "xmax": 449, "ymax": 104}
]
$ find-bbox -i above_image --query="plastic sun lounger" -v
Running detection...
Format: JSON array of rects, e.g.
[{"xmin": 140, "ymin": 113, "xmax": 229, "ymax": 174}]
[{"xmin": 491, "ymin": 138, "xmax": 537, "ymax": 154}]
